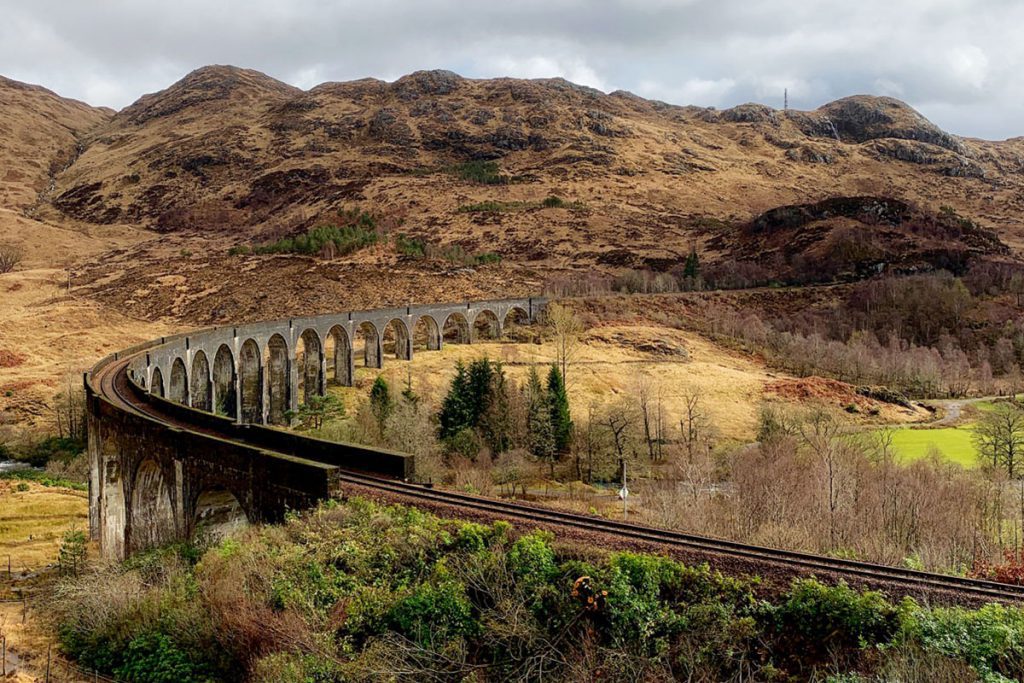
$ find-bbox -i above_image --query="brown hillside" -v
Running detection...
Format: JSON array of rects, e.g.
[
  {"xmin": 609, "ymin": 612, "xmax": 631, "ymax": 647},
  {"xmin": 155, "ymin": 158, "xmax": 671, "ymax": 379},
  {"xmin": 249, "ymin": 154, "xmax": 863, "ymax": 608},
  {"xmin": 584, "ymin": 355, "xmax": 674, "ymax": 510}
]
[
  {"xmin": 42, "ymin": 67, "xmax": 1024, "ymax": 268},
  {"xmin": 0, "ymin": 76, "xmax": 110, "ymax": 213}
]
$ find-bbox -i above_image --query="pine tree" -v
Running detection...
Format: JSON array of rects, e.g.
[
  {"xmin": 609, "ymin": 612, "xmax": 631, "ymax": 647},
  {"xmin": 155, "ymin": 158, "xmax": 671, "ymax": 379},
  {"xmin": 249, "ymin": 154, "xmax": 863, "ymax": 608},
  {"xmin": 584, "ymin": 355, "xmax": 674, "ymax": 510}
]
[
  {"xmin": 481, "ymin": 367, "xmax": 513, "ymax": 455},
  {"xmin": 683, "ymin": 248, "xmax": 700, "ymax": 281},
  {"xmin": 547, "ymin": 364, "xmax": 573, "ymax": 453},
  {"xmin": 369, "ymin": 375, "xmax": 393, "ymax": 439},
  {"xmin": 527, "ymin": 367, "xmax": 555, "ymax": 466},
  {"xmin": 438, "ymin": 361, "xmax": 473, "ymax": 440}
]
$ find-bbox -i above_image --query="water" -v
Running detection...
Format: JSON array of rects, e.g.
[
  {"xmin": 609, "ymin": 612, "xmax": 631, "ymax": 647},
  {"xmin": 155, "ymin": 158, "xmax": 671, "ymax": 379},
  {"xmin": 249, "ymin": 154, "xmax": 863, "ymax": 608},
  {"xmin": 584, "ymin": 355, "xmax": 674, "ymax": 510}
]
[{"xmin": 0, "ymin": 459, "xmax": 30, "ymax": 474}]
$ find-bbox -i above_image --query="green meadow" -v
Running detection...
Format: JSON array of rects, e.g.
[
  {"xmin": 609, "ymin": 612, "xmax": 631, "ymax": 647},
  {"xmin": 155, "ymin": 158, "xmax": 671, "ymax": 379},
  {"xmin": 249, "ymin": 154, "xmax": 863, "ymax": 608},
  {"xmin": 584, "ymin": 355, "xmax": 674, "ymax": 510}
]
[{"xmin": 880, "ymin": 426, "xmax": 978, "ymax": 468}]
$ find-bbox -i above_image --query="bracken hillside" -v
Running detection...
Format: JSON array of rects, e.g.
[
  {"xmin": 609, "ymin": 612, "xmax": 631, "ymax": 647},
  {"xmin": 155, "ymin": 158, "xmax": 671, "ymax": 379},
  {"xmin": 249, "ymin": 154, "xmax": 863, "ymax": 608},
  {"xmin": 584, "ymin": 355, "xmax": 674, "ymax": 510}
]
[{"xmin": 3, "ymin": 65, "xmax": 1024, "ymax": 321}]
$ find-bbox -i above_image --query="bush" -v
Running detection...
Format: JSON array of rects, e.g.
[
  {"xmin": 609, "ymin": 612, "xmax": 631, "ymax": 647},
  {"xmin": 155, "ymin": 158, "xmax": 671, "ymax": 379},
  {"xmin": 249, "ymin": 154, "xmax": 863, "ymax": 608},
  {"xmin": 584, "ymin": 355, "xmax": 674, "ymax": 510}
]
[
  {"xmin": 448, "ymin": 160, "xmax": 507, "ymax": 185},
  {"xmin": 772, "ymin": 580, "xmax": 903, "ymax": 663},
  {"xmin": 0, "ymin": 243, "xmax": 23, "ymax": 273}
]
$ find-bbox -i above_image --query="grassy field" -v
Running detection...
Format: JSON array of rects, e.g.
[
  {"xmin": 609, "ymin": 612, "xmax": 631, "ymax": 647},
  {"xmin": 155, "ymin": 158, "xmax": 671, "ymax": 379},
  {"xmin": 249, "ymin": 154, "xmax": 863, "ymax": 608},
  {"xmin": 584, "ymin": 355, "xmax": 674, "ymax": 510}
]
[
  {"xmin": 0, "ymin": 480, "xmax": 88, "ymax": 572},
  {"xmin": 331, "ymin": 325, "xmax": 781, "ymax": 442},
  {"xmin": 881, "ymin": 426, "xmax": 978, "ymax": 468}
]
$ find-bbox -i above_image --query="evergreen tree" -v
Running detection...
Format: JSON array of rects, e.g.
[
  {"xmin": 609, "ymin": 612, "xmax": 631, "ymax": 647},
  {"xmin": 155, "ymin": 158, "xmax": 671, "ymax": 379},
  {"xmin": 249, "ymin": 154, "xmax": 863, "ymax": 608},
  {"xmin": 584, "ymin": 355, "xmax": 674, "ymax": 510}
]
[
  {"xmin": 467, "ymin": 357, "xmax": 497, "ymax": 426},
  {"xmin": 481, "ymin": 367, "xmax": 513, "ymax": 455},
  {"xmin": 683, "ymin": 248, "xmax": 700, "ymax": 281},
  {"xmin": 438, "ymin": 361, "xmax": 474, "ymax": 440},
  {"xmin": 369, "ymin": 376, "xmax": 394, "ymax": 439},
  {"xmin": 547, "ymin": 364, "xmax": 573, "ymax": 453},
  {"xmin": 527, "ymin": 367, "xmax": 556, "ymax": 466}
]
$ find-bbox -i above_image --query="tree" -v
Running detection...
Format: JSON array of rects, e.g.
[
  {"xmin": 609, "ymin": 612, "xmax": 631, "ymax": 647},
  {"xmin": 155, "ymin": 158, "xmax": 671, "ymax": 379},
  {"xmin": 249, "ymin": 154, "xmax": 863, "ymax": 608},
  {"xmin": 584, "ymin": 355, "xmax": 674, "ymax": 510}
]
[
  {"xmin": 369, "ymin": 376, "xmax": 394, "ymax": 439},
  {"xmin": 0, "ymin": 243, "xmax": 23, "ymax": 274},
  {"xmin": 290, "ymin": 393, "xmax": 344, "ymax": 430},
  {"xmin": 546, "ymin": 364, "xmax": 572, "ymax": 454},
  {"xmin": 974, "ymin": 403, "xmax": 1024, "ymax": 478},
  {"xmin": 545, "ymin": 303, "xmax": 582, "ymax": 381},
  {"xmin": 439, "ymin": 361, "xmax": 474, "ymax": 440},
  {"xmin": 526, "ymin": 367, "xmax": 556, "ymax": 469}
]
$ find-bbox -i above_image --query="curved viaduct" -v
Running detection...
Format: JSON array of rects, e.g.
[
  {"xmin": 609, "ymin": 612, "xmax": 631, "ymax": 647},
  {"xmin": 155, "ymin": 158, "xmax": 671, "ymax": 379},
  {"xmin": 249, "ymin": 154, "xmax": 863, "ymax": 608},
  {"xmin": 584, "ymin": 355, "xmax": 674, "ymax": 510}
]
[{"xmin": 86, "ymin": 297, "xmax": 544, "ymax": 560}]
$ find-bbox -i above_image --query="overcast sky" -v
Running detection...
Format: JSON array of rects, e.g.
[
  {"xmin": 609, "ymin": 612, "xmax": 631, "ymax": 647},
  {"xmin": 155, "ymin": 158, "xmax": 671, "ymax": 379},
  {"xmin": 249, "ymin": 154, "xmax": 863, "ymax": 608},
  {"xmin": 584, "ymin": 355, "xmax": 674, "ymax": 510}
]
[{"xmin": 1, "ymin": 0, "xmax": 1020, "ymax": 140}]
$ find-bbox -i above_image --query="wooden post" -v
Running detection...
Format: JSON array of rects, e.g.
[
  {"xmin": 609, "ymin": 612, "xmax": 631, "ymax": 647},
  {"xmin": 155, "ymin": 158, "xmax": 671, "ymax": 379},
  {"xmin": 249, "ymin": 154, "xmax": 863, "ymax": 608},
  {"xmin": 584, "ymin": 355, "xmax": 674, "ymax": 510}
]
[
  {"xmin": 45, "ymin": 643, "xmax": 51, "ymax": 682},
  {"xmin": 2, "ymin": 634, "xmax": 7, "ymax": 676}
]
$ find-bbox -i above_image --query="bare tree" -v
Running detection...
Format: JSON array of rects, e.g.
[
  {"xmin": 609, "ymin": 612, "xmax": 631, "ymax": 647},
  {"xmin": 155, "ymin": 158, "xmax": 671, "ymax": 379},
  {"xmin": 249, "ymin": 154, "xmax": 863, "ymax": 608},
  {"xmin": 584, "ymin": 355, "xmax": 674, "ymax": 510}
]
[
  {"xmin": 974, "ymin": 403, "xmax": 1024, "ymax": 478},
  {"xmin": 545, "ymin": 302, "xmax": 582, "ymax": 381},
  {"xmin": 0, "ymin": 243, "xmax": 23, "ymax": 274}
]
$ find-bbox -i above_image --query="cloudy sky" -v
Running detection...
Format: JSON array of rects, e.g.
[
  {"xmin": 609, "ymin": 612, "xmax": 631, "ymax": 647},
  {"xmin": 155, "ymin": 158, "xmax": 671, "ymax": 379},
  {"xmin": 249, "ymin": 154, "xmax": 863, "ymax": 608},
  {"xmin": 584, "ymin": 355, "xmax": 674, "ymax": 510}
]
[{"xmin": 1, "ymin": 0, "xmax": 1020, "ymax": 139}]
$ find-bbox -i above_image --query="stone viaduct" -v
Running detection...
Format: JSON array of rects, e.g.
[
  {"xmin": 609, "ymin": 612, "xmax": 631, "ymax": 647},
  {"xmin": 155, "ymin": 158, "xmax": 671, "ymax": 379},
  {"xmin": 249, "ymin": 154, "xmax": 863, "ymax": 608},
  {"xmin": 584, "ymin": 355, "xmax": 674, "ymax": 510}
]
[{"xmin": 86, "ymin": 297, "xmax": 545, "ymax": 560}]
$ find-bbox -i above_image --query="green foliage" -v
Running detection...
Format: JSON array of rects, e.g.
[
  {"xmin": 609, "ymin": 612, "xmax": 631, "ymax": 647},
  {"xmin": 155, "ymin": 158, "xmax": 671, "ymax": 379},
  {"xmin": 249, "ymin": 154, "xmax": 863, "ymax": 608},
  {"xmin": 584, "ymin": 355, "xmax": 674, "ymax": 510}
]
[
  {"xmin": 457, "ymin": 195, "xmax": 585, "ymax": 214},
  {"xmin": 526, "ymin": 367, "xmax": 555, "ymax": 461},
  {"xmin": 10, "ymin": 435, "xmax": 85, "ymax": 467},
  {"xmin": 1, "ymin": 468, "xmax": 87, "ymax": 491},
  {"xmin": 771, "ymin": 579, "xmax": 902, "ymax": 658},
  {"xmin": 902, "ymin": 602, "xmax": 1024, "ymax": 682},
  {"xmin": 388, "ymin": 580, "xmax": 480, "ymax": 646},
  {"xmin": 682, "ymin": 248, "xmax": 700, "ymax": 280},
  {"xmin": 546, "ymin": 364, "xmax": 572, "ymax": 453},
  {"xmin": 58, "ymin": 528, "xmax": 87, "ymax": 576},
  {"xmin": 287, "ymin": 393, "xmax": 344, "ymax": 430},
  {"xmin": 447, "ymin": 160, "xmax": 507, "ymax": 185},
  {"xmin": 51, "ymin": 497, "xmax": 1024, "ymax": 683},
  {"xmin": 369, "ymin": 376, "xmax": 394, "ymax": 438},
  {"xmin": 241, "ymin": 210, "xmax": 380, "ymax": 257},
  {"xmin": 114, "ymin": 632, "xmax": 207, "ymax": 683},
  {"xmin": 437, "ymin": 359, "xmax": 506, "ymax": 452},
  {"xmin": 394, "ymin": 232, "xmax": 426, "ymax": 258}
]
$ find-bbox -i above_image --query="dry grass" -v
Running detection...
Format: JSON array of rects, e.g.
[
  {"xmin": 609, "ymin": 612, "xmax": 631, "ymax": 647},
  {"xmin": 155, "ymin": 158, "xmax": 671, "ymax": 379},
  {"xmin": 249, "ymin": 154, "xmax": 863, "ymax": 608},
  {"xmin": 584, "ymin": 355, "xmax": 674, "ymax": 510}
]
[
  {"xmin": 0, "ymin": 480, "xmax": 88, "ymax": 572},
  {"xmin": 335, "ymin": 324, "xmax": 775, "ymax": 441}
]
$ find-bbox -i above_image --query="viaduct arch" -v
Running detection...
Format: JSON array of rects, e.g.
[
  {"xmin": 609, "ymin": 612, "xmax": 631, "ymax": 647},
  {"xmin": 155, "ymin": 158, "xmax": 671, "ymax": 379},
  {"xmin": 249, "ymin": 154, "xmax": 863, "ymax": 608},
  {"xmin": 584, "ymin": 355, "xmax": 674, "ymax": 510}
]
[{"xmin": 87, "ymin": 297, "xmax": 546, "ymax": 560}]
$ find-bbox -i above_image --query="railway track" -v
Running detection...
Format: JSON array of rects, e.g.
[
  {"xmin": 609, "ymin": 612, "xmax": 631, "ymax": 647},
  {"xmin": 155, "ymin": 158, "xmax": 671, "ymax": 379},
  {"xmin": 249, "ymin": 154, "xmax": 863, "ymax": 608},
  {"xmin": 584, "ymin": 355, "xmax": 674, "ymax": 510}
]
[{"xmin": 93, "ymin": 354, "xmax": 1024, "ymax": 604}]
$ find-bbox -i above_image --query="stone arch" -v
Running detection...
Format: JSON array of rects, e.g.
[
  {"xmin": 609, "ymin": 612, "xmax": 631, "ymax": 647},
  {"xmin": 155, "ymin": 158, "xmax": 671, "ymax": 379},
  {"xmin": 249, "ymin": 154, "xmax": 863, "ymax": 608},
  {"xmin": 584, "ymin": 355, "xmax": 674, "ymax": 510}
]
[
  {"xmin": 382, "ymin": 318, "xmax": 411, "ymax": 360},
  {"xmin": 213, "ymin": 345, "xmax": 237, "ymax": 419},
  {"xmin": 503, "ymin": 306, "xmax": 531, "ymax": 340},
  {"xmin": 169, "ymin": 358, "xmax": 188, "ymax": 404},
  {"xmin": 443, "ymin": 312, "xmax": 471, "ymax": 344},
  {"xmin": 239, "ymin": 339, "xmax": 262, "ymax": 423},
  {"xmin": 472, "ymin": 309, "xmax": 501, "ymax": 341},
  {"xmin": 356, "ymin": 321, "xmax": 381, "ymax": 368},
  {"xmin": 150, "ymin": 366, "xmax": 165, "ymax": 397},
  {"xmin": 190, "ymin": 350, "xmax": 212, "ymax": 411},
  {"xmin": 129, "ymin": 459, "xmax": 176, "ymax": 553},
  {"xmin": 296, "ymin": 328, "xmax": 323, "ymax": 406},
  {"xmin": 265, "ymin": 334, "xmax": 290, "ymax": 425},
  {"xmin": 193, "ymin": 487, "xmax": 248, "ymax": 542},
  {"xmin": 325, "ymin": 325, "xmax": 353, "ymax": 387},
  {"xmin": 413, "ymin": 315, "xmax": 442, "ymax": 351}
]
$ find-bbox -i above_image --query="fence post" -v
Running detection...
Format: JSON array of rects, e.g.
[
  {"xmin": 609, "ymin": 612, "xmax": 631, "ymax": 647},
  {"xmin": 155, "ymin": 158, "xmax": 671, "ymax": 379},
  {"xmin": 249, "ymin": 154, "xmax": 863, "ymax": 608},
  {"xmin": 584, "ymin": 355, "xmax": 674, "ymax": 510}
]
[
  {"xmin": 2, "ymin": 634, "xmax": 6, "ymax": 676},
  {"xmin": 45, "ymin": 643, "xmax": 51, "ymax": 682}
]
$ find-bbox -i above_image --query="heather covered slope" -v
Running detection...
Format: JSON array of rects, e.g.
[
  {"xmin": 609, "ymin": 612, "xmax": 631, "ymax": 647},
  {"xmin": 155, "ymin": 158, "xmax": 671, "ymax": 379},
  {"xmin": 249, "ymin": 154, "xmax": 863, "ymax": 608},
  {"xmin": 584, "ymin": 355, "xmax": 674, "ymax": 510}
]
[{"xmin": 41, "ymin": 66, "xmax": 1024, "ymax": 269}]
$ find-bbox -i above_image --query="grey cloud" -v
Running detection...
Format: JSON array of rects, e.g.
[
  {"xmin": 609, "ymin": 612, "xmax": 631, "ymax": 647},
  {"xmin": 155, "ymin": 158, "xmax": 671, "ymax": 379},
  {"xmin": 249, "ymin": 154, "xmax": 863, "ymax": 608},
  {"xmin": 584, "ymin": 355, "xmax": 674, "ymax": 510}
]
[{"xmin": 0, "ymin": 0, "xmax": 1020, "ymax": 139}]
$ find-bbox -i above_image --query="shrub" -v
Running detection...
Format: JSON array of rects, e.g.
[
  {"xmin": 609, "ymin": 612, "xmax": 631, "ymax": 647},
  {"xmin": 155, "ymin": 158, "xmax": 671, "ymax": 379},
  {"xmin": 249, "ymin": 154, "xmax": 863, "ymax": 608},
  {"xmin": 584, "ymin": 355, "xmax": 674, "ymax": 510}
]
[
  {"xmin": 772, "ymin": 580, "xmax": 902, "ymax": 662},
  {"xmin": 448, "ymin": 160, "xmax": 507, "ymax": 185},
  {"xmin": 394, "ymin": 233, "xmax": 426, "ymax": 258},
  {"xmin": 388, "ymin": 580, "xmax": 479, "ymax": 646},
  {"xmin": 903, "ymin": 603, "xmax": 1024, "ymax": 681},
  {"xmin": 0, "ymin": 243, "xmax": 23, "ymax": 273}
]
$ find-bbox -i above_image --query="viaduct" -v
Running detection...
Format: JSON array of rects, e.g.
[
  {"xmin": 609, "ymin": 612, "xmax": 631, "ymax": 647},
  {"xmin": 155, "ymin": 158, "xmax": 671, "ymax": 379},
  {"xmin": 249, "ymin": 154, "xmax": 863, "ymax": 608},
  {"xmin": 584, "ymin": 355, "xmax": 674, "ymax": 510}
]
[{"xmin": 86, "ymin": 298, "xmax": 545, "ymax": 560}]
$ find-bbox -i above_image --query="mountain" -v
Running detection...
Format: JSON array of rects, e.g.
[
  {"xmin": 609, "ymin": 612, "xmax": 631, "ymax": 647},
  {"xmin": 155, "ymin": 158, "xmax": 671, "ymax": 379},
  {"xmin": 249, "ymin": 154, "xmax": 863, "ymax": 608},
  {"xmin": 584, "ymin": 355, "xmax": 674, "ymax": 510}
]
[
  {"xmin": 0, "ymin": 76, "xmax": 111, "ymax": 213},
  {"xmin": 3, "ymin": 66, "xmax": 1024, "ymax": 323},
  {"xmin": 41, "ymin": 66, "xmax": 1024, "ymax": 266}
]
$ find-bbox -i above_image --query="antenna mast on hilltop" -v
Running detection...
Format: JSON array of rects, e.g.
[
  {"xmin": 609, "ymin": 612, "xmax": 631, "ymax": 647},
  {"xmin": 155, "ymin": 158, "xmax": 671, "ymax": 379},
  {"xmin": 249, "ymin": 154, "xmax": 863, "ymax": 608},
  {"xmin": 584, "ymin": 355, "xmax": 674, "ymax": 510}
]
[{"xmin": 784, "ymin": 88, "xmax": 788, "ymax": 112}]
